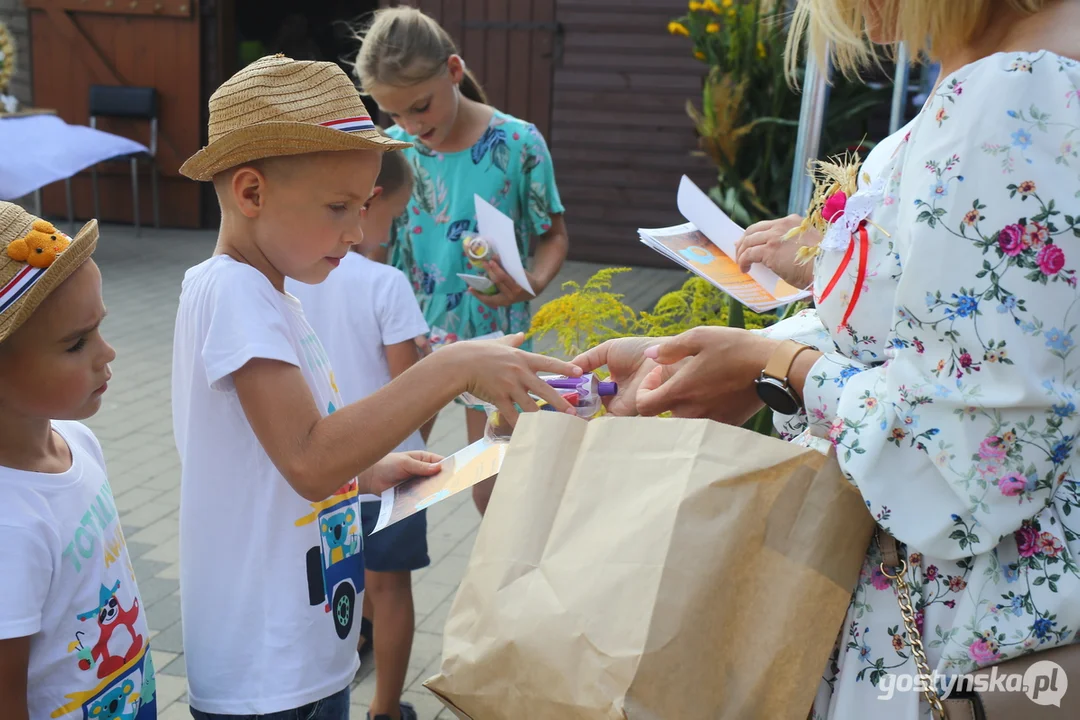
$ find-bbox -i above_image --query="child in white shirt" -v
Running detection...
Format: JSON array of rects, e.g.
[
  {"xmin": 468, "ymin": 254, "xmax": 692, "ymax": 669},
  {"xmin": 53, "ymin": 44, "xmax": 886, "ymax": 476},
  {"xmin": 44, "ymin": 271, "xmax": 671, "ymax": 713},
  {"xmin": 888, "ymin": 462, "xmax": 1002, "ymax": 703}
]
[
  {"xmin": 0, "ymin": 205, "xmax": 155, "ymax": 720},
  {"xmin": 172, "ymin": 56, "xmax": 580, "ymax": 719},
  {"xmin": 288, "ymin": 148, "xmax": 429, "ymax": 720}
]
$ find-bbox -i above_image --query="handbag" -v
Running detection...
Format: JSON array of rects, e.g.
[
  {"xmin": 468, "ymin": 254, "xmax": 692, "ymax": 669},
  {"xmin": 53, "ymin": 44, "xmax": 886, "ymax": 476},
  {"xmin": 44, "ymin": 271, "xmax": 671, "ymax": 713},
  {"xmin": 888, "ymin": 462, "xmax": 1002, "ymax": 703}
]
[{"xmin": 878, "ymin": 530, "xmax": 1080, "ymax": 719}]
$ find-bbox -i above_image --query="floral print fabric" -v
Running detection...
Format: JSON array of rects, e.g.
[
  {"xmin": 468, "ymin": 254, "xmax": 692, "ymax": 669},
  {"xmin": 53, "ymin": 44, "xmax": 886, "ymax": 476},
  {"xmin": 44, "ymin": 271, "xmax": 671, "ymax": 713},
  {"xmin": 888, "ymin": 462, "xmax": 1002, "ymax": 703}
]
[
  {"xmin": 761, "ymin": 52, "xmax": 1080, "ymax": 718},
  {"xmin": 386, "ymin": 110, "xmax": 564, "ymax": 346}
]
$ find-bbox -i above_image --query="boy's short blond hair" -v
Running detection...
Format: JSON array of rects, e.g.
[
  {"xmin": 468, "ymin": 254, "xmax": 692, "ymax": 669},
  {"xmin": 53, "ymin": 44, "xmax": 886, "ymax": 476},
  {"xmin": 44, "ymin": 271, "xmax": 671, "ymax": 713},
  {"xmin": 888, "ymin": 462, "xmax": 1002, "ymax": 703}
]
[{"xmin": 785, "ymin": 0, "xmax": 1050, "ymax": 79}]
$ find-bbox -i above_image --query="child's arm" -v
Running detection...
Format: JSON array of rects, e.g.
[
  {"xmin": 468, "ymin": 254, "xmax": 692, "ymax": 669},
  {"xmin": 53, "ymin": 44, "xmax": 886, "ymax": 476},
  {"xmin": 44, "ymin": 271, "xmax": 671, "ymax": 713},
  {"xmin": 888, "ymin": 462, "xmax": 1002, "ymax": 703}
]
[
  {"xmin": 0, "ymin": 637, "xmax": 31, "ymax": 720},
  {"xmin": 233, "ymin": 336, "xmax": 579, "ymax": 502},
  {"xmin": 526, "ymin": 213, "xmax": 569, "ymax": 296},
  {"xmin": 385, "ymin": 339, "xmax": 438, "ymax": 443}
]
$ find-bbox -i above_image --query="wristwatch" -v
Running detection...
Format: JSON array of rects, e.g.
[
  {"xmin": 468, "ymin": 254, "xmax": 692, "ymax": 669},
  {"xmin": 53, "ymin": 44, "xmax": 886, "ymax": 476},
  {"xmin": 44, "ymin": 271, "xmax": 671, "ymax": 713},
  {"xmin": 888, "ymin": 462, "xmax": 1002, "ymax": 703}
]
[{"xmin": 755, "ymin": 340, "xmax": 813, "ymax": 416}]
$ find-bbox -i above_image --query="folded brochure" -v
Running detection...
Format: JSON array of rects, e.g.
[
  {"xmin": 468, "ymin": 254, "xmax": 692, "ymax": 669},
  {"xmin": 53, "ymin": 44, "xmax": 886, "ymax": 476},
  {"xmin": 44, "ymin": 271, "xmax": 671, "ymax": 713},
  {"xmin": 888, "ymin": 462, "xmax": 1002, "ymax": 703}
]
[
  {"xmin": 639, "ymin": 176, "xmax": 811, "ymax": 313},
  {"xmin": 374, "ymin": 436, "xmax": 507, "ymax": 533}
]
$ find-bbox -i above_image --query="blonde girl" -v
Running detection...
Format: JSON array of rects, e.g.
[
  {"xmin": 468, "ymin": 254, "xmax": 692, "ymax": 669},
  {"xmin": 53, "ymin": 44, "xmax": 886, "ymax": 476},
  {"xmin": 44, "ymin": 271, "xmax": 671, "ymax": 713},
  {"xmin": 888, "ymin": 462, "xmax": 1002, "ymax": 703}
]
[{"xmin": 355, "ymin": 6, "xmax": 569, "ymax": 515}]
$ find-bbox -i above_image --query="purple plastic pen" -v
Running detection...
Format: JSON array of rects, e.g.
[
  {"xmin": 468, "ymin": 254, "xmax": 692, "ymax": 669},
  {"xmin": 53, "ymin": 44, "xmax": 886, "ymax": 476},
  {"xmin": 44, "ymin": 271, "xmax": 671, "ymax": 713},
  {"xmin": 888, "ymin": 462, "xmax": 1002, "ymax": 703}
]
[{"xmin": 545, "ymin": 375, "xmax": 619, "ymax": 397}]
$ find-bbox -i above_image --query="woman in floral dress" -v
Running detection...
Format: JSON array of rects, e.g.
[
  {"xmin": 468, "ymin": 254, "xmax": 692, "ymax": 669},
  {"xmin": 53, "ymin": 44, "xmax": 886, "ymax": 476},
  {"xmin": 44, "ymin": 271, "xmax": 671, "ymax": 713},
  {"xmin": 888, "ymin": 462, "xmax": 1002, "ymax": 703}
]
[{"xmin": 575, "ymin": 0, "xmax": 1080, "ymax": 716}]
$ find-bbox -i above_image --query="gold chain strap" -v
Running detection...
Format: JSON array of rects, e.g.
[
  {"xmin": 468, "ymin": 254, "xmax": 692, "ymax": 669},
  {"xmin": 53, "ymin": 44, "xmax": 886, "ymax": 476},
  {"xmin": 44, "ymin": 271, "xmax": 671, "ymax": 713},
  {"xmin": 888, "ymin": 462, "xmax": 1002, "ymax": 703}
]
[{"xmin": 880, "ymin": 558, "xmax": 948, "ymax": 719}]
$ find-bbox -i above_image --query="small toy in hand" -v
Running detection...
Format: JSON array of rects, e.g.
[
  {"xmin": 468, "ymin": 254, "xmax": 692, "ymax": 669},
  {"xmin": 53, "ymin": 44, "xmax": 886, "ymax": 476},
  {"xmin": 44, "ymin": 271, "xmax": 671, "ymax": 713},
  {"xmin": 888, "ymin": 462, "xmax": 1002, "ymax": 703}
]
[{"xmin": 462, "ymin": 235, "xmax": 500, "ymax": 295}]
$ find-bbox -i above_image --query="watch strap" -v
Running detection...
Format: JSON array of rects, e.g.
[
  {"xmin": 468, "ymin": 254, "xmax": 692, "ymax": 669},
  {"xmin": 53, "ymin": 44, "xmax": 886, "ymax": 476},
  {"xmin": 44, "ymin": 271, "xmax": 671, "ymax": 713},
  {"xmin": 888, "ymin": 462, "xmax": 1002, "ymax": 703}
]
[{"xmin": 762, "ymin": 340, "xmax": 813, "ymax": 383}]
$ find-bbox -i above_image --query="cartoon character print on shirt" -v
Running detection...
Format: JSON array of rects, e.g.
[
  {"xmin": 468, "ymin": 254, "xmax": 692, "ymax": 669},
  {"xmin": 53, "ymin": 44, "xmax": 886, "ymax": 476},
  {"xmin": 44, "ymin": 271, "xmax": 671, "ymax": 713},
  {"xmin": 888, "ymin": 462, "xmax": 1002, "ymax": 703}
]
[
  {"xmin": 86, "ymin": 679, "xmax": 137, "ymax": 720},
  {"xmin": 321, "ymin": 508, "xmax": 358, "ymax": 564},
  {"xmin": 297, "ymin": 472, "xmax": 364, "ymax": 642},
  {"xmin": 51, "ymin": 479, "xmax": 156, "ymax": 719},
  {"xmin": 60, "ymin": 649, "xmax": 155, "ymax": 720},
  {"xmin": 75, "ymin": 581, "xmax": 144, "ymax": 679},
  {"xmin": 292, "ymin": 328, "xmax": 365, "ymax": 640}
]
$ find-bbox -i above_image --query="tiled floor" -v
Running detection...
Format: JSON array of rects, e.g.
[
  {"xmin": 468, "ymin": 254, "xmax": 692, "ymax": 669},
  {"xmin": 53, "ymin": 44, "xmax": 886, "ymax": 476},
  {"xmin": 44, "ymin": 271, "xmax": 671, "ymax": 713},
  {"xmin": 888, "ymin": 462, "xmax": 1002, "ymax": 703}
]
[{"xmin": 82, "ymin": 223, "xmax": 685, "ymax": 718}]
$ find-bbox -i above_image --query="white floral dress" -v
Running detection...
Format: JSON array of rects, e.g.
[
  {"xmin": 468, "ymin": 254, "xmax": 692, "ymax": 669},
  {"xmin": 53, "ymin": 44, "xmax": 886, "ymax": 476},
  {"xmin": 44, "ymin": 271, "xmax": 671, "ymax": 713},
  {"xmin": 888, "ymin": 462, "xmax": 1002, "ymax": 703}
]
[{"xmin": 761, "ymin": 51, "xmax": 1080, "ymax": 718}]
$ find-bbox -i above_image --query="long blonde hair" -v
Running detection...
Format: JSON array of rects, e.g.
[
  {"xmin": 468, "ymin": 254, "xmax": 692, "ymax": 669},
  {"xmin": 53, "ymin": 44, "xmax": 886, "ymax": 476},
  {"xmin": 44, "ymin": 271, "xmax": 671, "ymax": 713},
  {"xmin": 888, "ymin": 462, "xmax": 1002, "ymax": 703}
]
[
  {"xmin": 354, "ymin": 6, "xmax": 488, "ymax": 104},
  {"xmin": 785, "ymin": 0, "xmax": 1050, "ymax": 79}
]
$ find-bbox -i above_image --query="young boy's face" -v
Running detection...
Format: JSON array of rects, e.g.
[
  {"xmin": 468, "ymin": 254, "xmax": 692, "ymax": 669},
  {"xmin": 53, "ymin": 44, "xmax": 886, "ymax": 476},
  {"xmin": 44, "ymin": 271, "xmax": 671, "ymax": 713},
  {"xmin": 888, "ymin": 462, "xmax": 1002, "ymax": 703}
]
[
  {"xmin": 358, "ymin": 182, "xmax": 411, "ymax": 258},
  {"xmin": 243, "ymin": 150, "xmax": 383, "ymax": 284},
  {"xmin": 0, "ymin": 260, "xmax": 114, "ymax": 421}
]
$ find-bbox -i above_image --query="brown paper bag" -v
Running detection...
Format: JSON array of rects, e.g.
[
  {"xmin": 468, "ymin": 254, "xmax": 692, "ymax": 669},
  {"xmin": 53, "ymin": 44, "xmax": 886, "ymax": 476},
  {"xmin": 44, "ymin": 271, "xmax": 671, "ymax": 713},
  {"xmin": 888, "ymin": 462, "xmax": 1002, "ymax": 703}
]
[{"xmin": 425, "ymin": 413, "xmax": 875, "ymax": 720}]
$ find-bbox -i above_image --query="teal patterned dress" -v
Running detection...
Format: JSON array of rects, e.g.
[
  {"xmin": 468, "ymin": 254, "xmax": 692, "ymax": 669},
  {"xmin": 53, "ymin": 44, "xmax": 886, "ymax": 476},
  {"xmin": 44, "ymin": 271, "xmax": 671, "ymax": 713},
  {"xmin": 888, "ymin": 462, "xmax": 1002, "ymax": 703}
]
[{"xmin": 386, "ymin": 110, "xmax": 564, "ymax": 350}]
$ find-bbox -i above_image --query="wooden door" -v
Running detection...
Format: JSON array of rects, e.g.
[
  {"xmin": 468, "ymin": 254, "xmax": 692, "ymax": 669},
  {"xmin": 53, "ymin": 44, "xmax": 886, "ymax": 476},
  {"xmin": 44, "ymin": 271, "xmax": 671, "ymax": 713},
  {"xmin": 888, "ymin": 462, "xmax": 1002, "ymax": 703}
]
[
  {"xmin": 378, "ymin": 1, "xmax": 558, "ymax": 138},
  {"xmin": 26, "ymin": 0, "xmax": 202, "ymax": 227}
]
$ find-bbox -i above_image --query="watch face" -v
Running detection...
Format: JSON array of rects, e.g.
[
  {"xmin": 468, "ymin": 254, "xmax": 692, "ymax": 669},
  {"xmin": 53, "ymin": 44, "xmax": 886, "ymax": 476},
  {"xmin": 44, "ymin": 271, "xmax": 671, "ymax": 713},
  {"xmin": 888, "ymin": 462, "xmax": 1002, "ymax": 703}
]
[{"xmin": 755, "ymin": 377, "xmax": 801, "ymax": 416}]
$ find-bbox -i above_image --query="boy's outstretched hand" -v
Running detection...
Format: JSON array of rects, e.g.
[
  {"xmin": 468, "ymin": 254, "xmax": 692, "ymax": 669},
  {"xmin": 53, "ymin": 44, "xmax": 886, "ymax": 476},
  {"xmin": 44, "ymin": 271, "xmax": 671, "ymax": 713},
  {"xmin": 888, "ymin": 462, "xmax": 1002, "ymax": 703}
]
[
  {"xmin": 361, "ymin": 451, "xmax": 444, "ymax": 496},
  {"xmin": 446, "ymin": 333, "xmax": 582, "ymax": 426}
]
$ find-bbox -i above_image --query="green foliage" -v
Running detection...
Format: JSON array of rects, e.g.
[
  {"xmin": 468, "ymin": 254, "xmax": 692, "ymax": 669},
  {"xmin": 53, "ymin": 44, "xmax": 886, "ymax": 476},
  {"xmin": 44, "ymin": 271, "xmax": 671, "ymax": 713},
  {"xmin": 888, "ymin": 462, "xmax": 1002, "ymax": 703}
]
[
  {"xmin": 636, "ymin": 277, "xmax": 775, "ymax": 336},
  {"xmin": 671, "ymin": 0, "xmax": 885, "ymax": 225},
  {"xmin": 530, "ymin": 268, "xmax": 813, "ymax": 435},
  {"xmin": 528, "ymin": 267, "xmax": 638, "ymax": 359}
]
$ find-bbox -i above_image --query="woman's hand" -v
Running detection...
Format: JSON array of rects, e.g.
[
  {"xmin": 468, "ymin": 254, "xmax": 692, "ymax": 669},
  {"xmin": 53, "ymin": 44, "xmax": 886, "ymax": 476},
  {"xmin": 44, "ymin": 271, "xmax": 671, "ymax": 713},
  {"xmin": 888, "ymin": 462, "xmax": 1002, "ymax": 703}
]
[
  {"xmin": 443, "ymin": 333, "xmax": 581, "ymax": 425},
  {"xmin": 361, "ymin": 451, "xmax": 444, "ymax": 495},
  {"xmin": 572, "ymin": 337, "xmax": 679, "ymax": 416},
  {"xmin": 470, "ymin": 259, "xmax": 535, "ymax": 308},
  {"xmin": 734, "ymin": 214, "xmax": 820, "ymax": 290},
  {"xmin": 635, "ymin": 327, "xmax": 779, "ymax": 425}
]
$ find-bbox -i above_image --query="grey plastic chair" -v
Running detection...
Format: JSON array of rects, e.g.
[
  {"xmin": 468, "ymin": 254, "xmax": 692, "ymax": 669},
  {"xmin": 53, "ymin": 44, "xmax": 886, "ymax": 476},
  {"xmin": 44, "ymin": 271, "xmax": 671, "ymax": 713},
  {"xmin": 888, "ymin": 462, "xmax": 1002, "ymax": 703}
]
[{"xmin": 86, "ymin": 85, "xmax": 160, "ymax": 236}]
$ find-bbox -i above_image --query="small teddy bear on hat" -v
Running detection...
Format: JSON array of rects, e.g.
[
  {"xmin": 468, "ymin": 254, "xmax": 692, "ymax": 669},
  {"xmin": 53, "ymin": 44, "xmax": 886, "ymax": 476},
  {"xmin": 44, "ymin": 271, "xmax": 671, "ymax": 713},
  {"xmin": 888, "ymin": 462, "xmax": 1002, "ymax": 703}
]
[{"xmin": 7, "ymin": 219, "xmax": 70, "ymax": 269}]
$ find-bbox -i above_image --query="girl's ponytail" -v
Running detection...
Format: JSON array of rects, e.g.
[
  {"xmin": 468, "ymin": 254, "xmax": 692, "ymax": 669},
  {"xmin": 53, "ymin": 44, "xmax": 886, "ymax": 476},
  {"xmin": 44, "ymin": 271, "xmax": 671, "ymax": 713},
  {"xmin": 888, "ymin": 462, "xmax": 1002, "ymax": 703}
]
[
  {"xmin": 459, "ymin": 68, "xmax": 488, "ymax": 104},
  {"xmin": 355, "ymin": 6, "xmax": 488, "ymax": 105}
]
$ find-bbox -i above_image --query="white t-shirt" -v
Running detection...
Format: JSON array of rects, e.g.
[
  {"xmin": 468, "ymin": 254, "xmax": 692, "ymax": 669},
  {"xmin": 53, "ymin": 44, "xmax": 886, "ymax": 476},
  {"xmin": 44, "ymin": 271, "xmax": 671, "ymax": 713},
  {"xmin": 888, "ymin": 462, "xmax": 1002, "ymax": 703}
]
[
  {"xmin": 172, "ymin": 256, "xmax": 363, "ymax": 714},
  {"xmin": 0, "ymin": 421, "xmax": 156, "ymax": 720},
  {"xmin": 287, "ymin": 252, "xmax": 429, "ymax": 459}
]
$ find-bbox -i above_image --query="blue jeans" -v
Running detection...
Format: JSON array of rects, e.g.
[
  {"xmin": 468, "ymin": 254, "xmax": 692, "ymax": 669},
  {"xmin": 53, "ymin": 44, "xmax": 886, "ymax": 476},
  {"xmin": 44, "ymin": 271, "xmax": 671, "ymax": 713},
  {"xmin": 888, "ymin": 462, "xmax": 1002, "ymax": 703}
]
[{"xmin": 189, "ymin": 686, "xmax": 349, "ymax": 720}]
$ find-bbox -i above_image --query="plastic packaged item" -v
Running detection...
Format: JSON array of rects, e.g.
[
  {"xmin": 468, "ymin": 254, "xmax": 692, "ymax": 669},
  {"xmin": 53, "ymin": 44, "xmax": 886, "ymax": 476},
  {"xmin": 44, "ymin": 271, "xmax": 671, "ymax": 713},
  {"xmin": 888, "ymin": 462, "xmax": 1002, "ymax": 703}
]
[
  {"xmin": 483, "ymin": 373, "xmax": 617, "ymax": 442},
  {"xmin": 462, "ymin": 235, "xmax": 499, "ymax": 295}
]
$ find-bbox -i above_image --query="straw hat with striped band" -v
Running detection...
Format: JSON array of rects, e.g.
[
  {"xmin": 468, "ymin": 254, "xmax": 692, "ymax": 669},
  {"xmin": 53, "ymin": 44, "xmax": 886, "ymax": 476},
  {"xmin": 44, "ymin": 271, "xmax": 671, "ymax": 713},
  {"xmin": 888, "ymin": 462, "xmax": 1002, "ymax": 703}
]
[
  {"xmin": 180, "ymin": 54, "xmax": 411, "ymax": 181},
  {"xmin": 0, "ymin": 202, "xmax": 98, "ymax": 344}
]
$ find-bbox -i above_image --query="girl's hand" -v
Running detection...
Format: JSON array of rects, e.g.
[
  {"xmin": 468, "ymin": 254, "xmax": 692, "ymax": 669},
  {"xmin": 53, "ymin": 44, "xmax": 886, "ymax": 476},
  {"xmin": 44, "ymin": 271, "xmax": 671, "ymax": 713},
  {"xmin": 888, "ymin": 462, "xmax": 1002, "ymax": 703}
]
[
  {"xmin": 470, "ymin": 259, "xmax": 535, "ymax": 307},
  {"xmin": 572, "ymin": 337, "xmax": 679, "ymax": 417},
  {"xmin": 734, "ymin": 215, "xmax": 820, "ymax": 290},
  {"xmin": 361, "ymin": 451, "xmax": 444, "ymax": 496},
  {"xmin": 635, "ymin": 327, "xmax": 778, "ymax": 425},
  {"xmin": 444, "ymin": 333, "xmax": 582, "ymax": 424}
]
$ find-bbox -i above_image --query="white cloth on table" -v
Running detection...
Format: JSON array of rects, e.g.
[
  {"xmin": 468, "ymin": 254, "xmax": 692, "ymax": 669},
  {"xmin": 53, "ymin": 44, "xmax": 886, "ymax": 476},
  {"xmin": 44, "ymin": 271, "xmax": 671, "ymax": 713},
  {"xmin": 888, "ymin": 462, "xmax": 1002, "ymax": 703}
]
[{"xmin": 0, "ymin": 114, "xmax": 148, "ymax": 200}]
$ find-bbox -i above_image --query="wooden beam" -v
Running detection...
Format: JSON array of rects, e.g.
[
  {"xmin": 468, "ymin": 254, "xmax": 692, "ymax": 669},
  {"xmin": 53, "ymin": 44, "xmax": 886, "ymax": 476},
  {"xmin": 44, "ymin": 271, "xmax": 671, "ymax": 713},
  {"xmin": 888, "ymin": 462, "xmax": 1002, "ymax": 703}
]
[{"xmin": 23, "ymin": 0, "xmax": 193, "ymax": 19}]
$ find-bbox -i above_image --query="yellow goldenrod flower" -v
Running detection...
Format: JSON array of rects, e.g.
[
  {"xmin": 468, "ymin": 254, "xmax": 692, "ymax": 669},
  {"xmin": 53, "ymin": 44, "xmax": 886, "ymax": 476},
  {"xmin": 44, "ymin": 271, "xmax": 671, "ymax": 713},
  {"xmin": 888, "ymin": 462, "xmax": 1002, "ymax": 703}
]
[
  {"xmin": 722, "ymin": 0, "xmax": 734, "ymax": 7},
  {"xmin": 668, "ymin": 21, "xmax": 690, "ymax": 36},
  {"xmin": 689, "ymin": 0, "xmax": 703, "ymax": 10},
  {"xmin": 694, "ymin": 50, "xmax": 706, "ymax": 61},
  {"xmin": 703, "ymin": 0, "xmax": 723, "ymax": 12},
  {"xmin": 757, "ymin": 41, "xmax": 766, "ymax": 58},
  {"xmin": 706, "ymin": 22, "xmax": 720, "ymax": 33}
]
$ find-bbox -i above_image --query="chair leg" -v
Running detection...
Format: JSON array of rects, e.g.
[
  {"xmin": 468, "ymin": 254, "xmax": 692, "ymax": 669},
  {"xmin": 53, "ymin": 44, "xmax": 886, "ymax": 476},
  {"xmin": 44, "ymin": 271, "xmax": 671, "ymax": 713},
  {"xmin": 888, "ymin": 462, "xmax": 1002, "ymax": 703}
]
[
  {"xmin": 34, "ymin": 188, "xmax": 43, "ymax": 217},
  {"xmin": 150, "ymin": 160, "xmax": 160, "ymax": 229},
  {"xmin": 65, "ymin": 177, "xmax": 75, "ymax": 233},
  {"xmin": 91, "ymin": 165, "xmax": 101, "ymax": 222},
  {"xmin": 130, "ymin": 157, "xmax": 141, "ymax": 237}
]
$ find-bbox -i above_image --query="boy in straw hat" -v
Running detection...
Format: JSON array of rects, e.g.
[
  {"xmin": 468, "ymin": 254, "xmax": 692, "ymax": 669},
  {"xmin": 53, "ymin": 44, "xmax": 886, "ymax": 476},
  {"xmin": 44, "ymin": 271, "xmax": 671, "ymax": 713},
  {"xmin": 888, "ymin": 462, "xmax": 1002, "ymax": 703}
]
[
  {"xmin": 174, "ymin": 55, "xmax": 580, "ymax": 718},
  {"xmin": 0, "ymin": 203, "xmax": 156, "ymax": 720}
]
